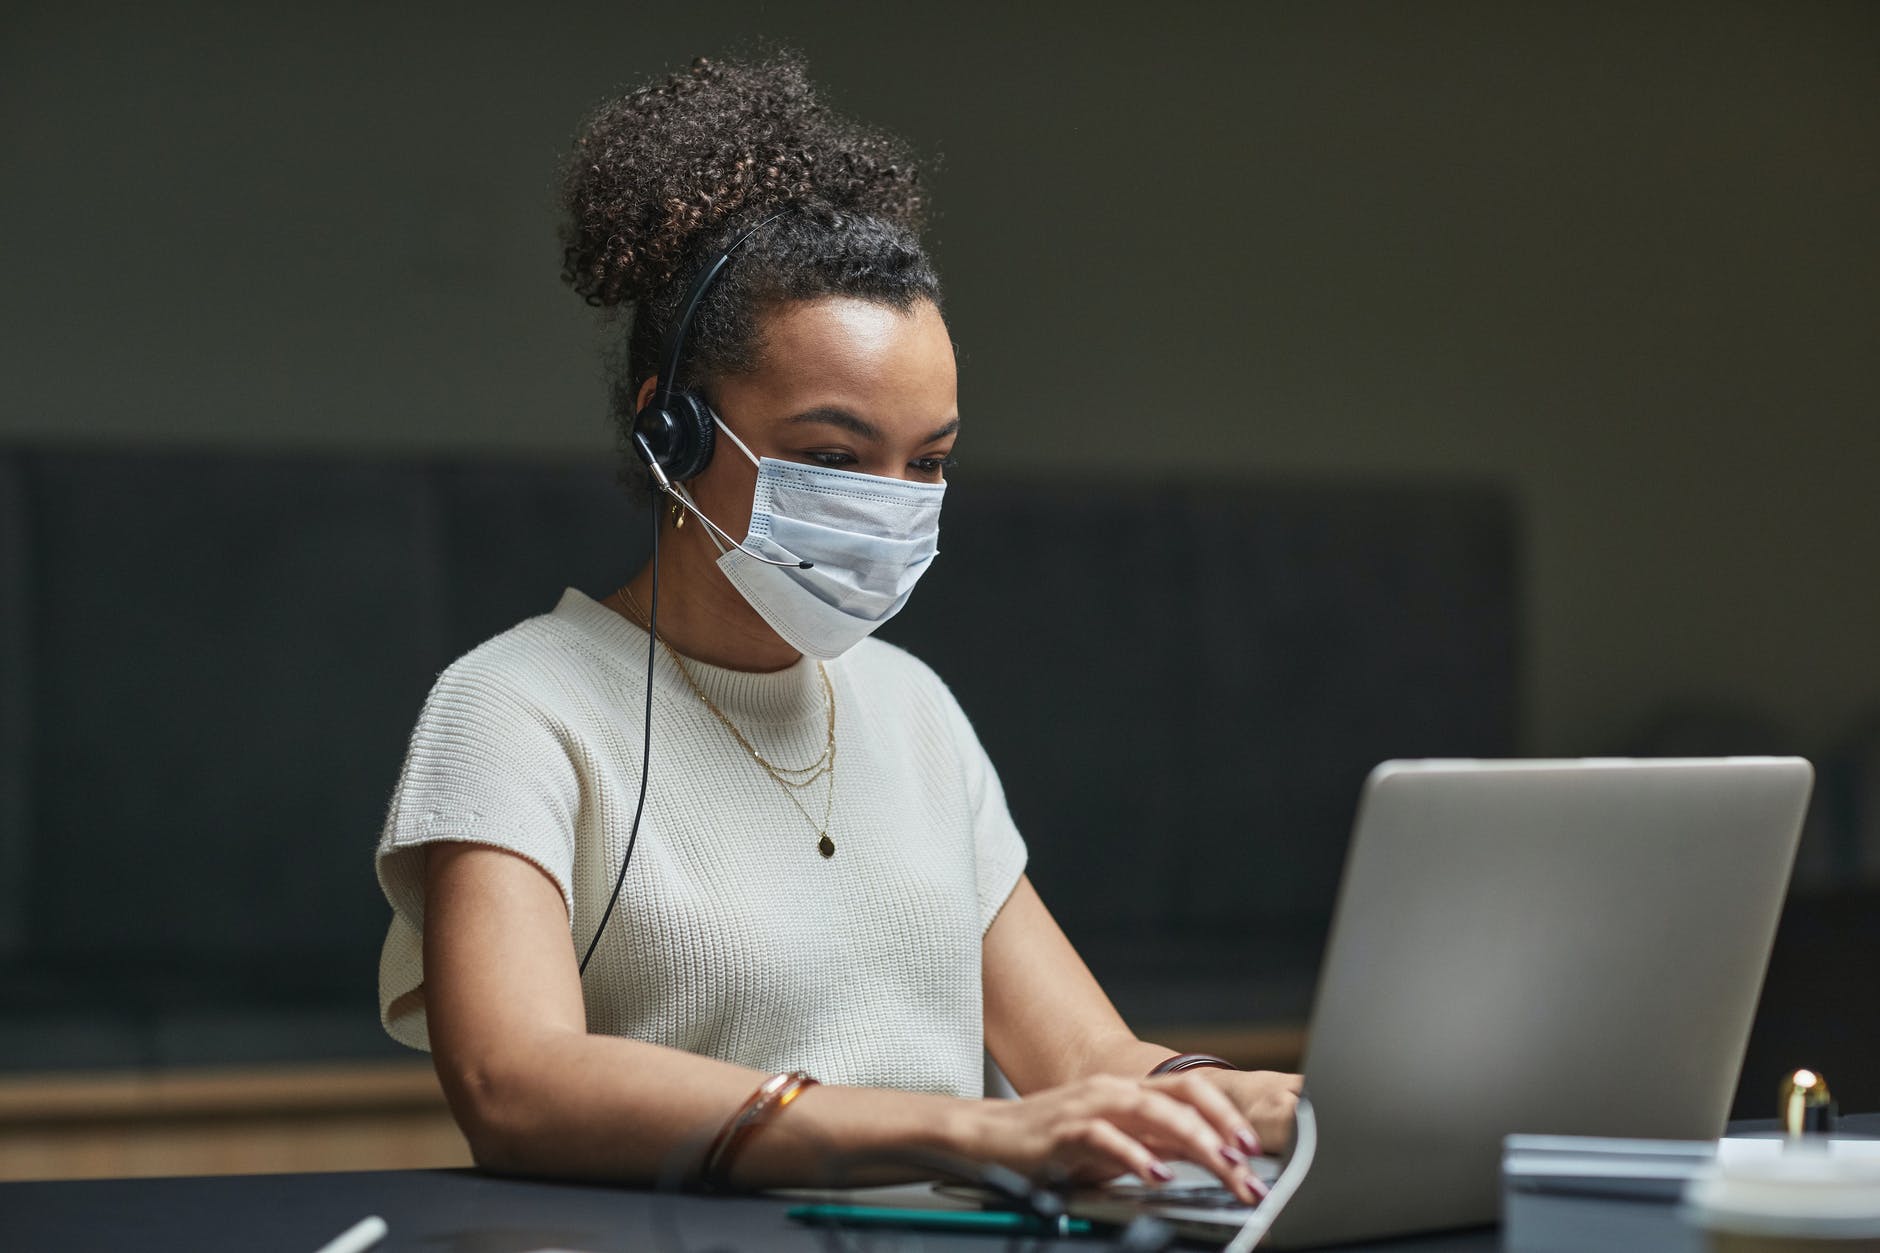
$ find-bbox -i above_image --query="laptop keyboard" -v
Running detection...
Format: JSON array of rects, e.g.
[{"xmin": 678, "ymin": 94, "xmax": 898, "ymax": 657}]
[{"xmin": 1095, "ymin": 1182, "xmax": 1251, "ymax": 1210}]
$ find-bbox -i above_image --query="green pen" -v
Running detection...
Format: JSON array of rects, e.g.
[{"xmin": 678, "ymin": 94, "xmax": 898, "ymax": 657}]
[{"xmin": 787, "ymin": 1203, "xmax": 1096, "ymax": 1237}]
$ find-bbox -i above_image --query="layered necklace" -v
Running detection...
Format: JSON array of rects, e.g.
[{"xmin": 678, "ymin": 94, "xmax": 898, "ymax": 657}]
[{"xmin": 613, "ymin": 587, "xmax": 839, "ymax": 859}]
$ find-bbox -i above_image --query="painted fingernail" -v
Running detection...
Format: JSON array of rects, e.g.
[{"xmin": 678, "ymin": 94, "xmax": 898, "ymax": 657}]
[
  {"xmin": 1237, "ymin": 1129, "xmax": 1261, "ymax": 1155},
  {"xmin": 1219, "ymin": 1143, "xmax": 1245, "ymax": 1166},
  {"xmin": 1148, "ymin": 1161, "xmax": 1175, "ymax": 1183},
  {"xmin": 1246, "ymin": 1173, "xmax": 1270, "ymax": 1201}
]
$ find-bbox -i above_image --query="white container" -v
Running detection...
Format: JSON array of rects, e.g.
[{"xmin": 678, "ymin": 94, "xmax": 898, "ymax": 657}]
[{"xmin": 1684, "ymin": 1147, "xmax": 1880, "ymax": 1251}]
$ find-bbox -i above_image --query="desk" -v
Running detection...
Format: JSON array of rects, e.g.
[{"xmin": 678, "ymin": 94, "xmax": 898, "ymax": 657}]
[
  {"xmin": 4, "ymin": 1117, "xmax": 1873, "ymax": 1253},
  {"xmin": 0, "ymin": 1166, "xmax": 1493, "ymax": 1252}
]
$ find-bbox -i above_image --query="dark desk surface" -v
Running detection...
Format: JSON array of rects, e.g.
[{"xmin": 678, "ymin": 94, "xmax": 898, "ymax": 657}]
[
  {"xmin": 0, "ymin": 1167, "xmax": 1491, "ymax": 1253},
  {"xmin": 7, "ymin": 1118, "xmax": 1876, "ymax": 1253}
]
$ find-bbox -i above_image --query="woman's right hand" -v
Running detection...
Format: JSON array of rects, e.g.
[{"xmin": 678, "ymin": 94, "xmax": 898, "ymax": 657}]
[{"xmin": 958, "ymin": 1072, "xmax": 1270, "ymax": 1203}]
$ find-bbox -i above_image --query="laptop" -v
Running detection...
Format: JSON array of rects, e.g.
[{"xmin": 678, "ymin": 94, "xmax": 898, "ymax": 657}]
[{"xmin": 1065, "ymin": 757, "xmax": 1813, "ymax": 1248}]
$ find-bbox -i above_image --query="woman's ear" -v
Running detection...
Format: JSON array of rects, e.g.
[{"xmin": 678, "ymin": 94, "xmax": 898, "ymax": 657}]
[{"xmin": 633, "ymin": 376, "xmax": 661, "ymax": 414}]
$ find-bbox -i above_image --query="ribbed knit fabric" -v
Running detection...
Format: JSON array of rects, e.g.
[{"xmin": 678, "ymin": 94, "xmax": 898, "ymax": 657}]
[{"xmin": 375, "ymin": 588, "xmax": 1027, "ymax": 1098}]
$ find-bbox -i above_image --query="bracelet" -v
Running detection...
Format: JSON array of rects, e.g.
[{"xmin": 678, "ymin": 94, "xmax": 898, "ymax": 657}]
[
  {"xmin": 699, "ymin": 1071, "xmax": 820, "ymax": 1190},
  {"xmin": 1148, "ymin": 1052, "xmax": 1239, "ymax": 1076}
]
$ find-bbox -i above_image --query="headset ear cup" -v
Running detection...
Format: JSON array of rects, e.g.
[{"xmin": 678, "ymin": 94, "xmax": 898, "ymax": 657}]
[
  {"xmin": 662, "ymin": 390, "xmax": 718, "ymax": 483},
  {"xmin": 630, "ymin": 403, "xmax": 678, "ymax": 476},
  {"xmin": 629, "ymin": 391, "xmax": 716, "ymax": 484}
]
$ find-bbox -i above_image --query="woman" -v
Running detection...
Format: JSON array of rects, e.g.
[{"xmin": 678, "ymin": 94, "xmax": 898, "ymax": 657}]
[{"xmin": 375, "ymin": 53, "xmax": 1298, "ymax": 1197}]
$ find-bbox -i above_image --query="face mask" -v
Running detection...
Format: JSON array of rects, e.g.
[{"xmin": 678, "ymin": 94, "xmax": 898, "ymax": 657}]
[{"xmin": 690, "ymin": 417, "xmax": 946, "ymax": 660}]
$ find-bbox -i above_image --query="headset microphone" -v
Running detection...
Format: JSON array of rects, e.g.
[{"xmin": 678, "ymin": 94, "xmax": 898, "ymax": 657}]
[{"xmin": 632, "ymin": 430, "xmax": 811, "ymax": 570}]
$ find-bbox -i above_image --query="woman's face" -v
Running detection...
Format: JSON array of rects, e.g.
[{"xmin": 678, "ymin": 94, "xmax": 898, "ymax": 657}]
[{"xmin": 661, "ymin": 294, "xmax": 959, "ymax": 544}]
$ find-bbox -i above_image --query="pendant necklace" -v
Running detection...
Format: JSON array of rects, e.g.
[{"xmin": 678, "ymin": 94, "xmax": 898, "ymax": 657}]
[{"xmin": 614, "ymin": 587, "xmax": 838, "ymax": 859}]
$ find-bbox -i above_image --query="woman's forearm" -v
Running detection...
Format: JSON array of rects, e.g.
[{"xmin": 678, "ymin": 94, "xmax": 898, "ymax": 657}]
[
  {"xmin": 980, "ymin": 879, "xmax": 1194, "ymax": 1091},
  {"xmin": 444, "ymin": 1026, "xmax": 973, "ymax": 1187},
  {"xmin": 425, "ymin": 845, "xmax": 979, "ymax": 1187},
  {"xmin": 421, "ymin": 849, "xmax": 1267, "ymax": 1193},
  {"xmin": 1075, "ymin": 1031, "xmax": 1186, "ymax": 1082}
]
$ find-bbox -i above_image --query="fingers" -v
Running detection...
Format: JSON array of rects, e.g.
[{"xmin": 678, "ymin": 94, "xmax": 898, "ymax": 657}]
[
  {"xmin": 1005, "ymin": 1074, "xmax": 1290, "ymax": 1205},
  {"xmin": 1099, "ymin": 1083, "xmax": 1265, "ymax": 1203},
  {"xmin": 1152, "ymin": 1072, "xmax": 1264, "ymax": 1158},
  {"xmin": 1245, "ymin": 1071, "xmax": 1303, "ymax": 1153},
  {"xmin": 1066, "ymin": 1116, "xmax": 1174, "ymax": 1187}
]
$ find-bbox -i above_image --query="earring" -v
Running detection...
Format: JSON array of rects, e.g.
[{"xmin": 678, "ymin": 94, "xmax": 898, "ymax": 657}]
[{"xmin": 669, "ymin": 500, "xmax": 686, "ymax": 529}]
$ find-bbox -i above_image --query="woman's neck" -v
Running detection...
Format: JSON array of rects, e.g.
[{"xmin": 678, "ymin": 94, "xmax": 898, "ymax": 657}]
[{"xmin": 614, "ymin": 515, "xmax": 803, "ymax": 673}]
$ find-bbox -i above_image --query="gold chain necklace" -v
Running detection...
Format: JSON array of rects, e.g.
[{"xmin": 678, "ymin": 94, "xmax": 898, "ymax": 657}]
[
  {"xmin": 614, "ymin": 587, "xmax": 839, "ymax": 859},
  {"xmin": 617, "ymin": 588, "xmax": 836, "ymax": 779}
]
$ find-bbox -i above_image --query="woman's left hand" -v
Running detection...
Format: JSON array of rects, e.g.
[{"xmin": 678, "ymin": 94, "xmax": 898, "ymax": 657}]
[{"xmin": 1194, "ymin": 1069, "xmax": 1303, "ymax": 1155}]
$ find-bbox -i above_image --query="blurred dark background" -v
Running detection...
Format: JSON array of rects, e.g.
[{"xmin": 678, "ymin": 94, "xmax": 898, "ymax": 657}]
[{"xmin": 1, "ymin": 0, "xmax": 1875, "ymax": 1171}]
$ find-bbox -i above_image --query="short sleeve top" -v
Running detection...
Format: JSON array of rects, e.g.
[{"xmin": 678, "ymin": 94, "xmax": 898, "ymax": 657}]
[{"xmin": 374, "ymin": 589, "xmax": 1027, "ymax": 1098}]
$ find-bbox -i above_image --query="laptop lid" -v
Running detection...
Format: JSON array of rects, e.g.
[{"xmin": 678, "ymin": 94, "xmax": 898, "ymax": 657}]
[{"xmin": 1263, "ymin": 757, "xmax": 1811, "ymax": 1248}]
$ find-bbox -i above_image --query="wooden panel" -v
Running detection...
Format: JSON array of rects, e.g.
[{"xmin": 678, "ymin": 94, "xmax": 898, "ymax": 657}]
[
  {"xmin": 0, "ymin": 1060, "xmax": 451, "ymax": 1121},
  {"xmin": 1155, "ymin": 1023, "xmax": 1307, "ymax": 1072},
  {"xmin": 0, "ymin": 1061, "xmax": 472, "ymax": 1181}
]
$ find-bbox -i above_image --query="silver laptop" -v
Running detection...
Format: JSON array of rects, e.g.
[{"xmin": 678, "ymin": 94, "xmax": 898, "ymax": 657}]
[{"xmin": 1069, "ymin": 757, "xmax": 1812, "ymax": 1247}]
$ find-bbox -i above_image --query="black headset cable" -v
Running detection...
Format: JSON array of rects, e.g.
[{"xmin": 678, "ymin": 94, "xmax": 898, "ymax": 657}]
[{"xmin": 579, "ymin": 493, "xmax": 659, "ymax": 976}]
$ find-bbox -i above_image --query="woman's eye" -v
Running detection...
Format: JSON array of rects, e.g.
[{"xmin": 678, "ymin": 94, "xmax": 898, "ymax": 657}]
[{"xmin": 799, "ymin": 450, "xmax": 954, "ymax": 475}]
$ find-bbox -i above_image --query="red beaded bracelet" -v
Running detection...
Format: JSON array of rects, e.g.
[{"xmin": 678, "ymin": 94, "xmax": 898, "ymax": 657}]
[{"xmin": 1148, "ymin": 1052, "xmax": 1239, "ymax": 1076}]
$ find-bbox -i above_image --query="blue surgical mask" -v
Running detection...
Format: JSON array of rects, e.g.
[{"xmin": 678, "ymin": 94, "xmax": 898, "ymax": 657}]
[{"xmin": 691, "ymin": 417, "xmax": 946, "ymax": 659}]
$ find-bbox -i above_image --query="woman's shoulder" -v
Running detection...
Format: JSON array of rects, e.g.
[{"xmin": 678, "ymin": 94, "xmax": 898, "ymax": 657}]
[
  {"xmin": 841, "ymin": 636, "xmax": 982, "ymax": 736},
  {"xmin": 432, "ymin": 616, "xmax": 577, "ymax": 696},
  {"xmin": 422, "ymin": 590, "xmax": 633, "ymax": 718}
]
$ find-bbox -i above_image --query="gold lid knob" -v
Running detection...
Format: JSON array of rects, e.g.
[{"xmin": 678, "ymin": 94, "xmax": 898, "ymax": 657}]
[{"xmin": 1779, "ymin": 1068, "xmax": 1833, "ymax": 1138}]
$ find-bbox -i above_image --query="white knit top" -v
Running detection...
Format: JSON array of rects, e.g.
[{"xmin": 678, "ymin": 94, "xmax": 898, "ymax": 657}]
[{"xmin": 375, "ymin": 588, "xmax": 1027, "ymax": 1098}]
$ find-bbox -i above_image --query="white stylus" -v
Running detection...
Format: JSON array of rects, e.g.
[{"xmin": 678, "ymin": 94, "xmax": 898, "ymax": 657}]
[{"xmin": 312, "ymin": 1214, "xmax": 388, "ymax": 1253}]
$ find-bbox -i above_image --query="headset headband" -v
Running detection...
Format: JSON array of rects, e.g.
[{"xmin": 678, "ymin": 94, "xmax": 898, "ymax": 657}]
[{"xmin": 652, "ymin": 210, "xmax": 791, "ymax": 413}]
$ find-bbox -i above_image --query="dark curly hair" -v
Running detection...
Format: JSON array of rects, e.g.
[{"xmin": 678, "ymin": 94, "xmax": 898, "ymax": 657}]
[{"xmin": 558, "ymin": 53, "xmax": 943, "ymax": 485}]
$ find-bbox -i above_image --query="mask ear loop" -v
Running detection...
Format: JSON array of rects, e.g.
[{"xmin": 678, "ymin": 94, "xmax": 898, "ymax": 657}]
[
  {"xmin": 689, "ymin": 414, "xmax": 757, "ymax": 558},
  {"xmin": 636, "ymin": 427, "xmax": 804, "ymax": 569},
  {"xmin": 712, "ymin": 413, "xmax": 762, "ymax": 468}
]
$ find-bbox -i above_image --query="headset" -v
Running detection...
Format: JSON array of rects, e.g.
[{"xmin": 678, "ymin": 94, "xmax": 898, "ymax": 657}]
[
  {"xmin": 626, "ymin": 211, "xmax": 810, "ymax": 569},
  {"xmin": 628, "ymin": 224, "xmax": 755, "ymax": 486},
  {"xmin": 579, "ymin": 209, "xmax": 801, "ymax": 977}
]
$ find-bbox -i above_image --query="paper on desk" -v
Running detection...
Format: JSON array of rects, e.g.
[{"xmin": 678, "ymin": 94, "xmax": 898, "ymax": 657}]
[
  {"xmin": 1504, "ymin": 1133, "xmax": 1880, "ymax": 1202},
  {"xmin": 1720, "ymin": 1136, "xmax": 1880, "ymax": 1163}
]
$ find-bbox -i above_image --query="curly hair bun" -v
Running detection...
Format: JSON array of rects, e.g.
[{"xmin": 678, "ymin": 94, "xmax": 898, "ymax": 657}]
[{"xmin": 560, "ymin": 53, "xmax": 928, "ymax": 310}]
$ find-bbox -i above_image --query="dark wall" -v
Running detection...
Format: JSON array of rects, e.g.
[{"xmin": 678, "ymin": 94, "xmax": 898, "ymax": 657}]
[{"xmin": 5, "ymin": 2, "xmax": 1875, "ymax": 765}]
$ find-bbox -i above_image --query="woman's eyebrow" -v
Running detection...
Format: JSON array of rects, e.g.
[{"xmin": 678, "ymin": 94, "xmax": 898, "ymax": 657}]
[
  {"xmin": 785, "ymin": 407, "xmax": 885, "ymax": 441},
  {"xmin": 784, "ymin": 408, "xmax": 961, "ymax": 444}
]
